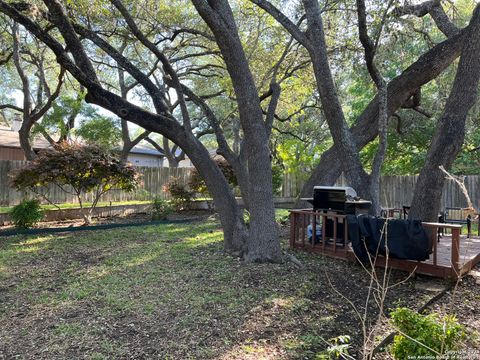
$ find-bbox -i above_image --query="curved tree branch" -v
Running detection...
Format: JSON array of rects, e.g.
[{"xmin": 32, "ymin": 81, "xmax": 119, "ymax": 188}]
[
  {"xmin": 110, "ymin": 0, "xmax": 193, "ymax": 132},
  {"xmin": 393, "ymin": 0, "xmax": 459, "ymax": 38}
]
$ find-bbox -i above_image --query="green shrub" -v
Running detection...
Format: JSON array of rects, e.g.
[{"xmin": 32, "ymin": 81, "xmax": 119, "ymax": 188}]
[
  {"xmin": 390, "ymin": 307, "xmax": 465, "ymax": 359},
  {"xmin": 271, "ymin": 164, "xmax": 284, "ymax": 196},
  {"xmin": 188, "ymin": 169, "xmax": 210, "ymax": 198},
  {"xmin": 10, "ymin": 199, "xmax": 44, "ymax": 228},
  {"xmin": 151, "ymin": 197, "xmax": 173, "ymax": 220}
]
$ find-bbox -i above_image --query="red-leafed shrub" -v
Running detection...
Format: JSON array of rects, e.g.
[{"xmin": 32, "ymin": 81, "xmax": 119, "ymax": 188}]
[
  {"xmin": 163, "ymin": 177, "xmax": 194, "ymax": 211},
  {"xmin": 9, "ymin": 142, "xmax": 141, "ymax": 224}
]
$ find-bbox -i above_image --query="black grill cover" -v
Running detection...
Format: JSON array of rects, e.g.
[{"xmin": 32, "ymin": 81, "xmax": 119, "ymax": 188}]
[{"xmin": 347, "ymin": 215, "xmax": 430, "ymax": 262}]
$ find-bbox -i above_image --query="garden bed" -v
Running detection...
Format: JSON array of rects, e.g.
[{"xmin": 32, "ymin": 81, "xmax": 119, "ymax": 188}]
[{"xmin": 0, "ymin": 200, "xmax": 217, "ymax": 226}]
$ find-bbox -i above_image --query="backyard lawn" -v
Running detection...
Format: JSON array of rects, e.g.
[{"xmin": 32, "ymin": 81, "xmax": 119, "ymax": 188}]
[{"xmin": 1, "ymin": 216, "xmax": 479, "ymax": 359}]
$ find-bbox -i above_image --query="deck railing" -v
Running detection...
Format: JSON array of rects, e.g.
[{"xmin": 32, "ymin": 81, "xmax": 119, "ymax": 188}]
[
  {"xmin": 289, "ymin": 209, "xmax": 349, "ymax": 257},
  {"xmin": 422, "ymin": 222, "xmax": 462, "ymax": 275}
]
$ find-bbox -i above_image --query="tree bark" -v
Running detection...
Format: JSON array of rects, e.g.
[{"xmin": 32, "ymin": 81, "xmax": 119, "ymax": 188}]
[
  {"xmin": 179, "ymin": 133, "xmax": 248, "ymax": 253},
  {"xmin": 11, "ymin": 22, "xmax": 35, "ymax": 160},
  {"xmin": 302, "ymin": 0, "xmax": 371, "ymax": 200},
  {"xmin": 191, "ymin": 0, "xmax": 282, "ymax": 262},
  {"xmin": 162, "ymin": 137, "xmax": 181, "ymax": 168},
  {"xmin": 356, "ymin": 0, "xmax": 389, "ymax": 215},
  {"xmin": 180, "ymin": 83, "xmax": 251, "ymax": 209},
  {"xmin": 409, "ymin": 5, "xmax": 480, "ymax": 221}
]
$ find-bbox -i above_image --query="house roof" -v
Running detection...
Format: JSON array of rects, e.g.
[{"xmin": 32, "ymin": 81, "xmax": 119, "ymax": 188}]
[
  {"xmin": 129, "ymin": 143, "xmax": 164, "ymax": 157},
  {"xmin": 0, "ymin": 126, "xmax": 164, "ymax": 158},
  {"xmin": 0, "ymin": 126, "xmax": 51, "ymax": 149}
]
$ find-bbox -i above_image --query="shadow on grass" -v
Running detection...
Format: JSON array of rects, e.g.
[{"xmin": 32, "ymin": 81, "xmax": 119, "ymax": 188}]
[{"xmin": 0, "ymin": 219, "xmax": 441, "ymax": 359}]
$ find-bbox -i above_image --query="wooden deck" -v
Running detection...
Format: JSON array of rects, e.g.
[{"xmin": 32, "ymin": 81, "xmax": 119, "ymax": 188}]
[
  {"xmin": 429, "ymin": 234, "xmax": 480, "ymax": 275},
  {"xmin": 289, "ymin": 209, "xmax": 480, "ymax": 279}
]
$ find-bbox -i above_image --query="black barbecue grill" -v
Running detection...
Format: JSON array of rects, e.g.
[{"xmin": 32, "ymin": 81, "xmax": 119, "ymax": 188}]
[
  {"xmin": 302, "ymin": 186, "xmax": 371, "ymax": 215},
  {"xmin": 301, "ymin": 186, "xmax": 372, "ymax": 242}
]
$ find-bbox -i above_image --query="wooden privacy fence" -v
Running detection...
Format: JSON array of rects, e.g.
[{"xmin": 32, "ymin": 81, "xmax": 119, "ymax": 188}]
[
  {"xmin": 334, "ymin": 173, "xmax": 480, "ymax": 210},
  {"xmin": 1, "ymin": 159, "xmax": 480, "ymax": 208},
  {"xmin": 0, "ymin": 160, "xmax": 192, "ymax": 206},
  {"xmin": 279, "ymin": 172, "xmax": 304, "ymax": 198},
  {"xmin": 283, "ymin": 172, "xmax": 480, "ymax": 209}
]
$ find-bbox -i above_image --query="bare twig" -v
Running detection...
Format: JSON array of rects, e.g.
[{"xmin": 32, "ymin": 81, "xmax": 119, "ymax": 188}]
[{"xmin": 439, "ymin": 165, "xmax": 474, "ymax": 209}]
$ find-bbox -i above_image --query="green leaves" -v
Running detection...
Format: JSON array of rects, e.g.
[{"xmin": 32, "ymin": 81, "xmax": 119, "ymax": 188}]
[
  {"xmin": 9, "ymin": 198, "xmax": 44, "ymax": 229},
  {"xmin": 75, "ymin": 116, "xmax": 122, "ymax": 150},
  {"xmin": 390, "ymin": 307, "xmax": 465, "ymax": 358}
]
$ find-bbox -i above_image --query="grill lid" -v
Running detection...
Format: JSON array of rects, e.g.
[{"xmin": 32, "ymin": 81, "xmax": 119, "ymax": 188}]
[{"xmin": 313, "ymin": 186, "xmax": 357, "ymax": 199}]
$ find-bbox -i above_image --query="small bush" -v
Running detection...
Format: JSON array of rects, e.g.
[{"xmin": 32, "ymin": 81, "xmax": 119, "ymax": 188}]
[
  {"xmin": 390, "ymin": 307, "xmax": 465, "ymax": 359},
  {"xmin": 188, "ymin": 169, "xmax": 210, "ymax": 198},
  {"xmin": 163, "ymin": 177, "xmax": 194, "ymax": 211},
  {"xmin": 10, "ymin": 199, "xmax": 44, "ymax": 228},
  {"xmin": 151, "ymin": 197, "xmax": 173, "ymax": 220}
]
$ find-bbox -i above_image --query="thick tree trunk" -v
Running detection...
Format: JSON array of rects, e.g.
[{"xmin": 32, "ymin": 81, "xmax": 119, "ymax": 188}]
[
  {"xmin": 18, "ymin": 120, "xmax": 36, "ymax": 160},
  {"xmin": 296, "ymin": 30, "xmax": 466, "ymax": 207},
  {"xmin": 119, "ymin": 144, "xmax": 132, "ymax": 164},
  {"xmin": 303, "ymin": 0, "xmax": 371, "ymax": 199},
  {"xmin": 181, "ymin": 134, "xmax": 248, "ymax": 253},
  {"xmin": 409, "ymin": 6, "xmax": 480, "ymax": 221},
  {"xmin": 368, "ymin": 84, "xmax": 388, "ymax": 215},
  {"xmin": 356, "ymin": 0, "xmax": 389, "ymax": 216},
  {"xmin": 167, "ymin": 158, "xmax": 180, "ymax": 168},
  {"xmin": 191, "ymin": 0, "xmax": 282, "ymax": 263}
]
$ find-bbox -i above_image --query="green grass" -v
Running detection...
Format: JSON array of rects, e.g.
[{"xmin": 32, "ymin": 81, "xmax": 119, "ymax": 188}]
[
  {"xmin": 0, "ymin": 200, "xmax": 151, "ymax": 214},
  {"xmin": 275, "ymin": 208, "xmax": 290, "ymax": 219},
  {"xmin": 0, "ymin": 215, "xmax": 456, "ymax": 359}
]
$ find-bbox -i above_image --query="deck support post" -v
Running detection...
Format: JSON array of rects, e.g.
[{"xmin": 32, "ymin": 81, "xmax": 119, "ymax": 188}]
[
  {"xmin": 289, "ymin": 212, "xmax": 296, "ymax": 248},
  {"xmin": 451, "ymin": 227, "xmax": 460, "ymax": 278}
]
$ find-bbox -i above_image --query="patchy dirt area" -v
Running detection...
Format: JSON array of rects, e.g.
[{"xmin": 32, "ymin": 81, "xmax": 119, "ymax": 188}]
[{"xmin": 0, "ymin": 219, "xmax": 478, "ymax": 359}]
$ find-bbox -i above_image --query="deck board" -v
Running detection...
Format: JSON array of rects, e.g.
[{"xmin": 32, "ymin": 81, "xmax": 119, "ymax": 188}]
[{"xmin": 424, "ymin": 235, "xmax": 480, "ymax": 268}]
